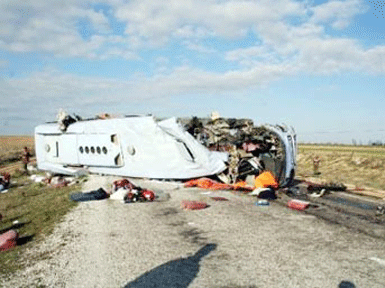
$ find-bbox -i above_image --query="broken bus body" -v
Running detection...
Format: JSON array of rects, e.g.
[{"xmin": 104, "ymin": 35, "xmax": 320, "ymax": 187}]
[{"xmin": 34, "ymin": 115, "xmax": 296, "ymax": 186}]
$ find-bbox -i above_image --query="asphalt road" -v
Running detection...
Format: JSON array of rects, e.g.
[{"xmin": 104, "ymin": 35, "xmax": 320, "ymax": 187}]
[{"xmin": 2, "ymin": 175, "xmax": 385, "ymax": 288}]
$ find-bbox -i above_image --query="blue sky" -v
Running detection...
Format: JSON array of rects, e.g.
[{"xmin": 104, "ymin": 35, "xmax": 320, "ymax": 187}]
[{"xmin": 0, "ymin": 0, "xmax": 384, "ymax": 144}]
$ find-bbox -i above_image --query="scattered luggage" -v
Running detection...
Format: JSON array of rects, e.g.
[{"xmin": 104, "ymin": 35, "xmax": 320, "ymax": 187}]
[
  {"xmin": 287, "ymin": 199, "xmax": 310, "ymax": 211},
  {"xmin": 70, "ymin": 188, "xmax": 109, "ymax": 202},
  {"xmin": 0, "ymin": 230, "xmax": 18, "ymax": 252},
  {"xmin": 181, "ymin": 200, "xmax": 208, "ymax": 210},
  {"xmin": 250, "ymin": 187, "xmax": 277, "ymax": 200},
  {"xmin": 124, "ymin": 189, "xmax": 155, "ymax": 203},
  {"xmin": 110, "ymin": 178, "xmax": 156, "ymax": 203}
]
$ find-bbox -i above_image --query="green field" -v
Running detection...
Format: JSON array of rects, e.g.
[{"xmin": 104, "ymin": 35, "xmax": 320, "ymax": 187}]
[{"xmin": 0, "ymin": 174, "xmax": 80, "ymax": 275}]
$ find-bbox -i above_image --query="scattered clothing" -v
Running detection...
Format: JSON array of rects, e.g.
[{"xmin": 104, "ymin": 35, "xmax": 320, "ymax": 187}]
[
  {"xmin": 70, "ymin": 188, "xmax": 109, "ymax": 202},
  {"xmin": 29, "ymin": 175, "xmax": 46, "ymax": 183},
  {"xmin": 111, "ymin": 178, "xmax": 155, "ymax": 203},
  {"xmin": 0, "ymin": 230, "xmax": 18, "ymax": 252},
  {"xmin": 287, "ymin": 199, "xmax": 310, "ymax": 211},
  {"xmin": 184, "ymin": 178, "xmax": 253, "ymax": 191},
  {"xmin": 112, "ymin": 179, "xmax": 135, "ymax": 191},
  {"xmin": 109, "ymin": 187, "xmax": 129, "ymax": 201},
  {"xmin": 124, "ymin": 189, "xmax": 155, "ymax": 203},
  {"xmin": 249, "ymin": 187, "xmax": 277, "ymax": 200},
  {"xmin": 181, "ymin": 200, "xmax": 208, "ymax": 210}
]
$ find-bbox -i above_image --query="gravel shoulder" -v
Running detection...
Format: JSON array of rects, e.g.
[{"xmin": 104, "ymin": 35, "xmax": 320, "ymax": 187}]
[{"xmin": 1, "ymin": 175, "xmax": 385, "ymax": 288}]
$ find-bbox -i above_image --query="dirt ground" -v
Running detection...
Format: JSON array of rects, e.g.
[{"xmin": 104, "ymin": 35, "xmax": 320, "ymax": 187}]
[{"xmin": 1, "ymin": 175, "xmax": 385, "ymax": 288}]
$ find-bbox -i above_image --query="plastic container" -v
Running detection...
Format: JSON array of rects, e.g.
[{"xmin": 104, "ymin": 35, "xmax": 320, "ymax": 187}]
[{"xmin": 255, "ymin": 200, "xmax": 270, "ymax": 206}]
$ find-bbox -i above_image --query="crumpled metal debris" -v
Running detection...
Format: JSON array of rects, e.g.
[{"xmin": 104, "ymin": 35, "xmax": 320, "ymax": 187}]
[
  {"xmin": 180, "ymin": 114, "xmax": 287, "ymax": 185},
  {"xmin": 306, "ymin": 181, "xmax": 347, "ymax": 192}
]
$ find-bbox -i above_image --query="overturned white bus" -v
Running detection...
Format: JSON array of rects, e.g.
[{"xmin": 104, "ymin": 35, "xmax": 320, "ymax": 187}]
[{"xmin": 34, "ymin": 114, "xmax": 296, "ymax": 186}]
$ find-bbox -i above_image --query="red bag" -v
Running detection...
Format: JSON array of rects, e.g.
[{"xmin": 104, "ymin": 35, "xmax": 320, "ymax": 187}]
[
  {"xmin": 0, "ymin": 230, "xmax": 18, "ymax": 252},
  {"xmin": 181, "ymin": 200, "xmax": 208, "ymax": 210},
  {"xmin": 287, "ymin": 199, "xmax": 310, "ymax": 211}
]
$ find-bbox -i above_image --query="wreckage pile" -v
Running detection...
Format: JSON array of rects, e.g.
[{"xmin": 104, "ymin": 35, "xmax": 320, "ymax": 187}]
[{"xmin": 180, "ymin": 114, "xmax": 286, "ymax": 185}]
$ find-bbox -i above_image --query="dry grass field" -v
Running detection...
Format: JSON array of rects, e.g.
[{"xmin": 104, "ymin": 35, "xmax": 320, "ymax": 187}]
[
  {"xmin": 0, "ymin": 136, "xmax": 34, "ymax": 166},
  {"xmin": 297, "ymin": 144, "xmax": 385, "ymax": 191}
]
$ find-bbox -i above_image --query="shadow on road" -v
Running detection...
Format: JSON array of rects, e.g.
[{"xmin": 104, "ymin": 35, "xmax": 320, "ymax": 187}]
[
  {"xmin": 339, "ymin": 280, "xmax": 356, "ymax": 288},
  {"xmin": 17, "ymin": 234, "xmax": 34, "ymax": 246},
  {"xmin": 124, "ymin": 243, "xmax": 217, "ymax": 288}
]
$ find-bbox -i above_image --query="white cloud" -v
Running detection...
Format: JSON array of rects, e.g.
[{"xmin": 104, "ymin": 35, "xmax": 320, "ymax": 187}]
[
  {"xmin": 225, "ymin": 45, "xmax": 277, "ymax": 63},
  {"xmin": 310, "ymin": 0, "xmax": 368, "ymax": 29},
  {"xmin": 224, "ymin": 12, "xmax": 385, "ymax": 75},
  {"xmin": 82, "ymin": 9, "xmax": 111, "ymax": 33},
  {"xmin": 0, "ymin": 0, "xmax": 126, "ymax": 59},
  {"xmin": 114, "ymin": 0, "xmax": 306, "ymax": 44},
  {"xmin": 183, "ymin": 41, "xmax": 216, "ymax": 53},
  {"xmin": 99, "ymin": 48, "xmax": 140, "ymax": 60},
  {"xmin": 173, "ymin": 25, "xmax": 213, "ymax": 39},
  {"xmin": 155, "ymin": 56, "xmax": 169, "ymax": 65},
  {"xmin": 0, "ymin": 0, "xmax": 375, "ymax": 63},
  {"xmin": 0, "ymin": 0, "xmax": 383, "ymax": 83},
  {"xmin": 0, "ymin": 63, "xmax": 293, "ymax": 112}
]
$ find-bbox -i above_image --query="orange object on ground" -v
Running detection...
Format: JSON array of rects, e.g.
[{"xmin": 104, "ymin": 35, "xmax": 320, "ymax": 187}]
[
  {"xmin": 184, "ymin": 178, "xmax": 232, "ymax": 190},
  {"xmin": 233, "ymin": 181, "xmax": 251, "ymax": 190},
  {"xmin": 0, "ymin": 230, "xmax": 18, "ymax": 252},
  {"xmin": 184, "ymin": 178, "xmax": 253, "ymax": 191},
  {"xmin": 181, "ymin": 200, "xmax": 208, "ymax": 210},
  {"xmin": 254, "ymin": 171, "xmax": 278, "ymax": 189}
]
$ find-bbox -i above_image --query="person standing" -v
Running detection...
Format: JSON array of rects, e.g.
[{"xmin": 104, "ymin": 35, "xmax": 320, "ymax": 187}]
[
  {"xmin": 21, "ymin": 147, "xmax": 31, "ymax": 175},
  {"xmin": 313, "ymin": 155, "xmax": 321, "ymax": 175}
]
